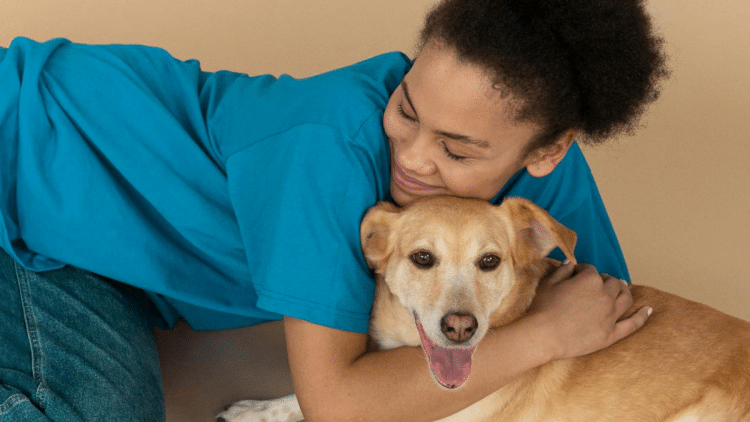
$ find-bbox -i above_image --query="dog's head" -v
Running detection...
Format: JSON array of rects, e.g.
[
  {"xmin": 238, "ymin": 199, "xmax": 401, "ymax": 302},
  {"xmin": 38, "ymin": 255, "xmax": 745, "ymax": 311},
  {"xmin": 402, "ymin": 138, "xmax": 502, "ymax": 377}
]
[{"xmin": 360, "ymin": 196, "xmax": 576, "ymax": 389}]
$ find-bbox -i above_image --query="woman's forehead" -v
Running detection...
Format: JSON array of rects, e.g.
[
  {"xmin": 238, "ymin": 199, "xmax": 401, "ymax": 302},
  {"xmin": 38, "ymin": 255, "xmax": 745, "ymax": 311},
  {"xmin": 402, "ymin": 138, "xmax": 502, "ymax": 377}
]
[{"xmin": 403, "ymin": 45, "xmax": 537, "ymax": 152}]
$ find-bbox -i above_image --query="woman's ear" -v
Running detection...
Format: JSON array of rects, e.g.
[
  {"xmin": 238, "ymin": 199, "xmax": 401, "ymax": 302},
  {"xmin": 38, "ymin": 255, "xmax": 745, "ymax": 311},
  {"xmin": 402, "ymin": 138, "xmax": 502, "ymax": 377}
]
[{"xmin": 524, "ymin": 129, "xmax": 576, "ymax": 178}]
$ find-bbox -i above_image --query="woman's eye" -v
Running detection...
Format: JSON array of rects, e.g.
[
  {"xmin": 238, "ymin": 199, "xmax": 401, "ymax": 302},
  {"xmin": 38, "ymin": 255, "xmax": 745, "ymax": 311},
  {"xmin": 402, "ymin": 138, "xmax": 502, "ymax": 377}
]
[
  {"xmin": 442, "ymin": 142, "xmax": 468, "ymax": 161},
  {"xmin": 395, "ymin": 103, "xmax": 468, "ymax": 162},
  {"xmin": 397, "ymin": 104, "xmax": 417, "ymax": 122}
]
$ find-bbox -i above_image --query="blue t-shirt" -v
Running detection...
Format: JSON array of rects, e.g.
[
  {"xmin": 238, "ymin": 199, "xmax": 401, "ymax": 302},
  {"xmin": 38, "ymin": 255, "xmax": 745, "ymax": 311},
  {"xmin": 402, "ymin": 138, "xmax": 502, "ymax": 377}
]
[{"xmin": 0, "ymin": 37, "xmax": 628, "ymax": 333}]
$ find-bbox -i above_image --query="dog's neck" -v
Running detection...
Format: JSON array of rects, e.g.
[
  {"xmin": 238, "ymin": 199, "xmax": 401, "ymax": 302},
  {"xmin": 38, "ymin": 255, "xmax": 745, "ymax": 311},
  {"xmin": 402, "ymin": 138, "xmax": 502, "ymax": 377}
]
[{"xmin": 487, "ymin": 259, "xmax": 558, "ymax": 329}]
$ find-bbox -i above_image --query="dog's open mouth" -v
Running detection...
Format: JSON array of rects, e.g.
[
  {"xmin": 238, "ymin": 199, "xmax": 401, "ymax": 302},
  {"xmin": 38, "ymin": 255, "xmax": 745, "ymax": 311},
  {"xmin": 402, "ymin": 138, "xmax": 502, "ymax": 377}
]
[{"xmin": 414, "ymin": 313, "xmax": 476, "ymax": 389}]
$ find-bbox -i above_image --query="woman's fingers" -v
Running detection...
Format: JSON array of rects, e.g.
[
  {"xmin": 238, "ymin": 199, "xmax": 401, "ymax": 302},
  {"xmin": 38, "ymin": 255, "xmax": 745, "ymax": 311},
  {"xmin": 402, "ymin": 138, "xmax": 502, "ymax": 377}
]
[
  {"xmin": 600, "ymin": 275, "xmax": 652, "ymax": 343},
  {"xmin": 531, "ymin": 261, "xmax": 653, "ymax": 359},
  {"xmin": 612, "ymin": 306, "xmax": 653, "ymax": 344},
  {"xmin": 542, "ymin": 260, "xmax": 576, "ymax": 287},
  {"xmin": 600, "ymin": 273, "xmax": 625, "ymax": 298}
]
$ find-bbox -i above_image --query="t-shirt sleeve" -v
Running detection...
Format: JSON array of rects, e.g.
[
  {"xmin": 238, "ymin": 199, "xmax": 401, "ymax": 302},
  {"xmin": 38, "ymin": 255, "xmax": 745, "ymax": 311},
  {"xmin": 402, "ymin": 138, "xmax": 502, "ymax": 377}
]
[
  {"xmin": 555, "ymin": 198, "xmax": 631, "ymax": 281},
  {"xmin": 1, "ymin": 37, "xmax": 222, "ymax": 271},
  {"xmin": 224, "ymin": 124, "xmax": 379, "ymax": 333}
]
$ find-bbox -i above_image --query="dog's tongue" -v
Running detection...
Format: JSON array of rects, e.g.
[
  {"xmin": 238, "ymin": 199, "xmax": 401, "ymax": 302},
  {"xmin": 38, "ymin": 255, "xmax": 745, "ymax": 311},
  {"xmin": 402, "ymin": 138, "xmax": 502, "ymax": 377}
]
[{"xmin": 415, "ymin": 314, "xmax": 476, "ymax": 389}]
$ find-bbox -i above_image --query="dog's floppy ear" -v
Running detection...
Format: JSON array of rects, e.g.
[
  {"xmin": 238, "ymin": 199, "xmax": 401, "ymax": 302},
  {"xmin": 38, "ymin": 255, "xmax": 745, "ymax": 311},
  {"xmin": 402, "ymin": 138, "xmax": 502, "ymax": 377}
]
[
  {"xmin": 360, "ymin": 201, "xmax": 400, "ymax": 271},
  {"xmin": 498, "ymin": 197, "xmax": 577, "ymax": 267}
]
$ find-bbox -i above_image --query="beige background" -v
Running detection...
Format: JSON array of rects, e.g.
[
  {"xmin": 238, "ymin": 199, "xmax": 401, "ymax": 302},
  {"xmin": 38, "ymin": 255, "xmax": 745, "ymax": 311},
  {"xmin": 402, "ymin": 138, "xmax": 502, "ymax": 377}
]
[{"xmin": 2, "ymin": 1, "xmax": 749, "ymax": 420}]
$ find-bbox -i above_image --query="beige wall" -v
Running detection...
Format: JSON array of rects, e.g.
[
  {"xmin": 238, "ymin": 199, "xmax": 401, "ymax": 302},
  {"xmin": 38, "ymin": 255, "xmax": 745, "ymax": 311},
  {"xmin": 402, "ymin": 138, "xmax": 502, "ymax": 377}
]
[
  {"xmin": 2, "ymin": 0, "xmax": 748, "ymax": 320},
  {"xmin": 582, "ymin": 0, "xmax": 750, "ymax": 321}
]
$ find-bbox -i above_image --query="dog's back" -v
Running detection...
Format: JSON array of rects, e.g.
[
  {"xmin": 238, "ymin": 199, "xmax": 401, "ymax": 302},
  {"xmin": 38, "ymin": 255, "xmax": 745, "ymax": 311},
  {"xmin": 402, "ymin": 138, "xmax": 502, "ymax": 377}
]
[
  {"xmin": 580, "ymin": 285, "xmax": 750, "ymax": 419},
  {"xmin": 496, "ymin": 285, "xmax": 750, "ymax": 421}
]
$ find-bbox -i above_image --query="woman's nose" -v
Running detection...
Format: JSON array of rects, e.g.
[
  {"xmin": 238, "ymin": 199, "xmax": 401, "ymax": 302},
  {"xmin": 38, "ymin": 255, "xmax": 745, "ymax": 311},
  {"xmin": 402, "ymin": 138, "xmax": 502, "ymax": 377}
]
[{"xmin": 398, "ymin": 132, "xmax": 436, "ymax": 175}]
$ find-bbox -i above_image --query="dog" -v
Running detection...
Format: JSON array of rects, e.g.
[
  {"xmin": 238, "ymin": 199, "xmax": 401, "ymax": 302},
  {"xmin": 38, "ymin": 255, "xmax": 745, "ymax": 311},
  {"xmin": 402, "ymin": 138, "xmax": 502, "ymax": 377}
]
[{"xmin": 218, "ymin": 196, "xmax": 750, "ymax": 421}]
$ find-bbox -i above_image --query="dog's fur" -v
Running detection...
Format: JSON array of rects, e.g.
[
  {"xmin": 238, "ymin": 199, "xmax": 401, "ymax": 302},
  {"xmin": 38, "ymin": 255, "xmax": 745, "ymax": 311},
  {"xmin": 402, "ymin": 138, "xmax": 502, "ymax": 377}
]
[{"xmin": 219, "ymin": 196, "xmax": 750, "ymax": 422}]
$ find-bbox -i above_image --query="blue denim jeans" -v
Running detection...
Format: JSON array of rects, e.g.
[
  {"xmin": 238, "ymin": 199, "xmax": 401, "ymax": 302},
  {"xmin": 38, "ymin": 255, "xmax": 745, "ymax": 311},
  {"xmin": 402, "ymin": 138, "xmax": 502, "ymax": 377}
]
[{"xmin": 0, "ymin": 248, "xmax": 165, "ymax": 421}]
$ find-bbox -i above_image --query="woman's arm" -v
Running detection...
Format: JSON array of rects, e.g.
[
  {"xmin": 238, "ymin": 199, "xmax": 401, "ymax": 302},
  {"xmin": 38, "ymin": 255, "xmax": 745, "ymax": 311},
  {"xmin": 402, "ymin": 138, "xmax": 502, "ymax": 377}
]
[{"xmin": 284, "ymin": 263, "xmax": 652, "ymax": 422}]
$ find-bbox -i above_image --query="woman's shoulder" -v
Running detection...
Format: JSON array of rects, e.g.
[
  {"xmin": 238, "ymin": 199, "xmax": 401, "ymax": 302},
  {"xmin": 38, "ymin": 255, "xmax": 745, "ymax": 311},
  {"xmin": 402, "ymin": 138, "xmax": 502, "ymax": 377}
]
[
  {"xmin": 283, "ymin": 51, "xmax": 412, "ymax": 134},
  {"xmin": 212, "ymin": 52, "xmax": 411, "ymax": 159}
]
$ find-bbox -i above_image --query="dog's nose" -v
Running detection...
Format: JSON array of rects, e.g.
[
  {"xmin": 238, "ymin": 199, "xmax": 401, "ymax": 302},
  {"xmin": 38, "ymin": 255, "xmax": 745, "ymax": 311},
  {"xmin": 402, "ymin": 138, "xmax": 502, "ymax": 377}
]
[{"xmin": 440, "ymin": 313, "xmax": 478, "ymax": 343}]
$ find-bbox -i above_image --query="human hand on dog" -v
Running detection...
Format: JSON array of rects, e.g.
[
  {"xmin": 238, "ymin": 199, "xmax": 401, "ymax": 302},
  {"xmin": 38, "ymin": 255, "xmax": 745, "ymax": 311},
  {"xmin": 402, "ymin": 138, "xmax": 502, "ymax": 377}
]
[{"xmin": 529, "ymin": 261, "xmax": 653, "ymax": 361}]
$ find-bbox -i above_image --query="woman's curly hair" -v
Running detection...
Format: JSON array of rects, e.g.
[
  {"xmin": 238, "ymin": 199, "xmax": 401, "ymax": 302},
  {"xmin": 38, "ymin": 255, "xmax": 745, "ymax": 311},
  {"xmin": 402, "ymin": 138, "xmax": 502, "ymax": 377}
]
[{"xmin": 419, "ymin": 0, "xmax": 670, "ymax": 151}]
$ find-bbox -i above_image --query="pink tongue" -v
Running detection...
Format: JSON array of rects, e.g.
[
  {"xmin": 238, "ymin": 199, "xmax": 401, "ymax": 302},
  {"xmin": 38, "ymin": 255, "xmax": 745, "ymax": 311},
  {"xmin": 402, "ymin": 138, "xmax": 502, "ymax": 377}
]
[{"xmin": 415, "ymin": 314, "xmax": 476, "ymax": 389}]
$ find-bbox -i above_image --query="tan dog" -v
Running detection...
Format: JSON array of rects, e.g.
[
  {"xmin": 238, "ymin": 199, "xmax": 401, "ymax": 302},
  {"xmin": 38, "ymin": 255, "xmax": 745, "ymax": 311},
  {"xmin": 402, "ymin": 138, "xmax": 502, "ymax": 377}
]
[{"xmin": 219, "ymin": 196, "xmax": 750, "ymax": 422}]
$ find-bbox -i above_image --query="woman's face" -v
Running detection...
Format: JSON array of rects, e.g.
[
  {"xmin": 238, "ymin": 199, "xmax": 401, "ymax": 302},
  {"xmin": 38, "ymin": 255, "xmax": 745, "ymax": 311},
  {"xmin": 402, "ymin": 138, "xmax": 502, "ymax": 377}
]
[{"xmin": 383, "ymin": 42, "xmax": 541, "ymax": 207}]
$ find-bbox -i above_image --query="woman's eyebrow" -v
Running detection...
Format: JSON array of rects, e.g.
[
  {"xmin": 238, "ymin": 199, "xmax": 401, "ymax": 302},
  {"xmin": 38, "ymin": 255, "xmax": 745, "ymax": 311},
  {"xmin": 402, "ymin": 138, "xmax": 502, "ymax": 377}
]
[
  {"xmin": 401, "ymin": 80, "xmax": 420, "ymax": 118},
  {"xmin": 402, "ymin": 81, "xmax": 490, "ymax": 149}
]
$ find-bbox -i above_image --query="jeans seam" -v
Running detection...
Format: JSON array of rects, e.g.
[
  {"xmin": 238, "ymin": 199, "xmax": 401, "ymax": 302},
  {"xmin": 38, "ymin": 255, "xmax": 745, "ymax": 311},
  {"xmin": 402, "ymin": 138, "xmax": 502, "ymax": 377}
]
[
  {"xmin": 12, "ymin": 261, "xmax": 47, "ymax": 406},
  {"xmin": 0, "ymin": 393, "xmax": 28, "ymax": 415}
]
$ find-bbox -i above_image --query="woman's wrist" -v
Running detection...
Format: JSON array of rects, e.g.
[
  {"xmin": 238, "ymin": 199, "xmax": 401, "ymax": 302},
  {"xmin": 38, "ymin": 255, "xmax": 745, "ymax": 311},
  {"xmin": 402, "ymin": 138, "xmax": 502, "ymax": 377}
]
[{"xmin": 514, "ymin": 311, "xmax": 563, "ymax": 363}]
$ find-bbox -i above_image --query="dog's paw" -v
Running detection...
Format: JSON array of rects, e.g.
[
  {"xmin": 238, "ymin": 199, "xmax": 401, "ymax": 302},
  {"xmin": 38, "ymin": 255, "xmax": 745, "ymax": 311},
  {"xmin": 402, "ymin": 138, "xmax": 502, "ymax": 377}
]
[{"xmin": 217, "ymin": 394, "xmax": 303, "ymax": 422}]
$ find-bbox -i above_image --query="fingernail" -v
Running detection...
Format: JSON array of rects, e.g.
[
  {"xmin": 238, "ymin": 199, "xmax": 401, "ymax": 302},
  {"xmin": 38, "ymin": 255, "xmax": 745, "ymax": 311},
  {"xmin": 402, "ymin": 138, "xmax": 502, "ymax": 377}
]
[
  {"xmin": 620, "ymin": 279, "xmax": 629, "ymax": 286},
  {"xmin": 562, "ymin": 259, "xmax": 571, "ymax": 265},
  {"xmin": 646, "ymin": 307, "xmax": 654, "ymax": 316}
]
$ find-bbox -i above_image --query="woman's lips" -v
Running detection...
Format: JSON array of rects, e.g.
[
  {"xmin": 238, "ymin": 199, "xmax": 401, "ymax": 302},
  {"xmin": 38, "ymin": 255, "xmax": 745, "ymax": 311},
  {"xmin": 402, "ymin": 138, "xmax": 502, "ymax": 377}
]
[{"xmin": 392, "ymin": 164, "xmax": 436, "ymax": 192}]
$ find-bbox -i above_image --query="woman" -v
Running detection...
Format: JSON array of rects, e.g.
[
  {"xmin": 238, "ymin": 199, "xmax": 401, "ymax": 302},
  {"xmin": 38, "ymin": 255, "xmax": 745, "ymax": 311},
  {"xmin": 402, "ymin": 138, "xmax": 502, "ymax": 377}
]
[{"xmin": 0, "ymin": 0, "xmax": 667, "ymax": 420}]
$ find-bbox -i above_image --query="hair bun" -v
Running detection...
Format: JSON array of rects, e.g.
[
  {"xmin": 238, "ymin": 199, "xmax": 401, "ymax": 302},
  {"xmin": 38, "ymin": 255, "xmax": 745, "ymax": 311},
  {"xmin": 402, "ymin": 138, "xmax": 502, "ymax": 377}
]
[
  {"xmin": 420, "ymin": 0, "xmax": 670, "ymax": 145},
  {"xmin": 542, "ymin": 0, "xmax": 669, "ymax": 140}
]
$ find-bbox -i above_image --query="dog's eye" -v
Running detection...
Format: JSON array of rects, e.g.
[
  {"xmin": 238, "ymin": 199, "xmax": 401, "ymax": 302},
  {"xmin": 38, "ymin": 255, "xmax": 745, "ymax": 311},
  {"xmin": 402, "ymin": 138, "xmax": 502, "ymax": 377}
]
[
  {"xmin": 411, "ymin": 251, "xmax": 435, "ymax": 269},
  {"xmin": 478, "ymin": 254, "xmax": 501, "ymax": 271}
]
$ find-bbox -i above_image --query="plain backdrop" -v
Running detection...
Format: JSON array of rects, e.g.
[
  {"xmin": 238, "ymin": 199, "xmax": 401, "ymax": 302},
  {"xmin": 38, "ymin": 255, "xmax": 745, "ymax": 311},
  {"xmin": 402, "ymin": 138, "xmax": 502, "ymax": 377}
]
[{"xmin": 3, "ymin": 1, "xmax": 749, "ymax": 420}]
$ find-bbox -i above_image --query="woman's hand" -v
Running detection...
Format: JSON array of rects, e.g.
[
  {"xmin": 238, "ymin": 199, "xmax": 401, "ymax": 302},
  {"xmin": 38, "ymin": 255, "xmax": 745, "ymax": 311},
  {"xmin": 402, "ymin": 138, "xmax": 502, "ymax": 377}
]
[{"xmin": 528, "ymin": 262, "xmax": 652, "ymax": 361}]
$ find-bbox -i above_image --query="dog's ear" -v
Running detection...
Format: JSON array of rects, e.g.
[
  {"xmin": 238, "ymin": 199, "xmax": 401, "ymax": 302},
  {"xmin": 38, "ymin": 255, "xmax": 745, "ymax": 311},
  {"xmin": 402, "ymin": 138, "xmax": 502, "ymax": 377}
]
[
  {"xmin": 360, "ymin": 201, "xmax": 400, "ymax": 271},
  {"xmin": 498, "ymin": 197, "xmax": 577, "ymax": 267}
]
